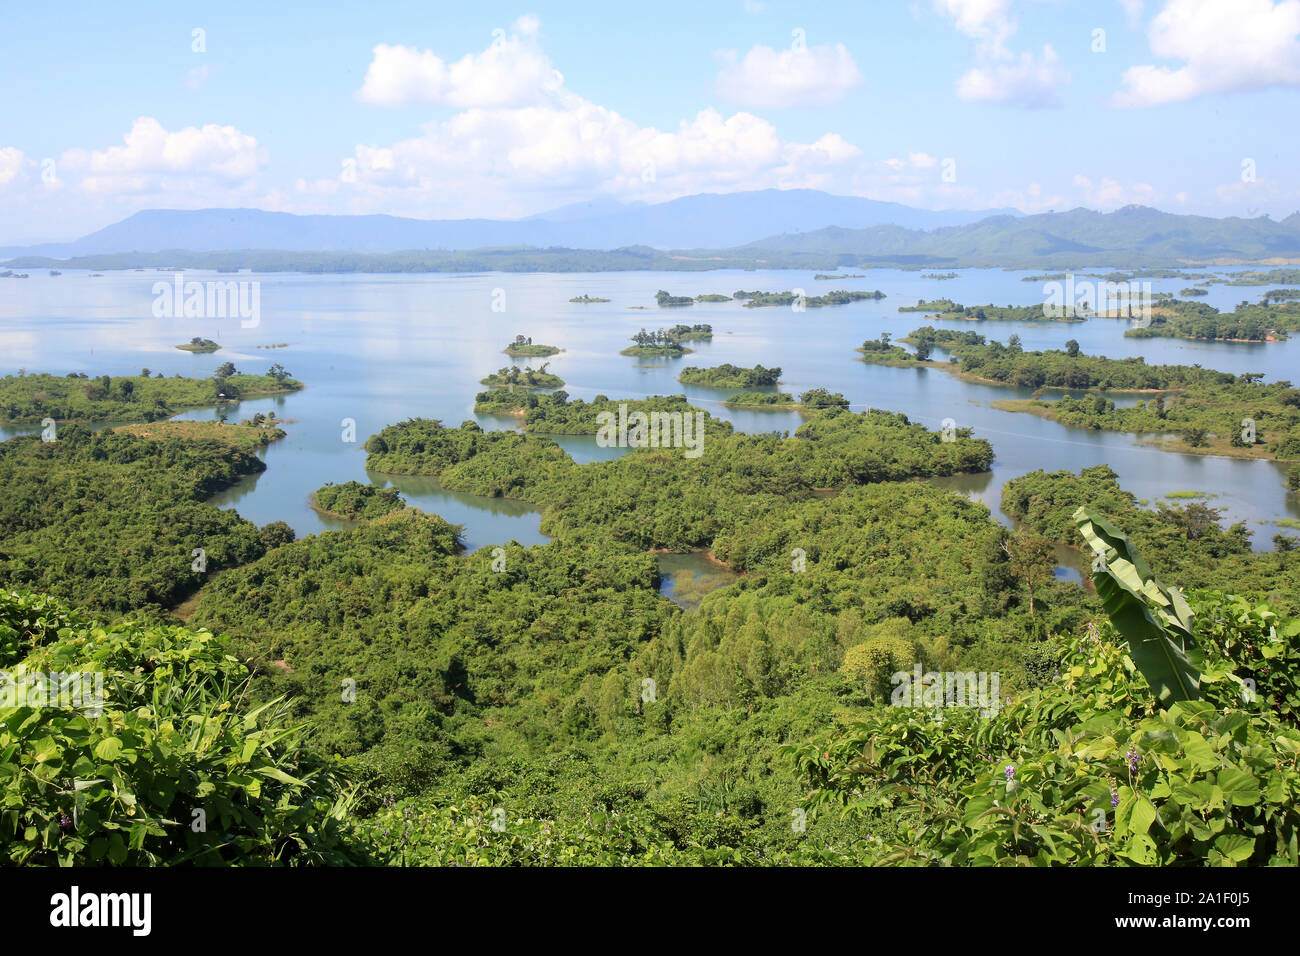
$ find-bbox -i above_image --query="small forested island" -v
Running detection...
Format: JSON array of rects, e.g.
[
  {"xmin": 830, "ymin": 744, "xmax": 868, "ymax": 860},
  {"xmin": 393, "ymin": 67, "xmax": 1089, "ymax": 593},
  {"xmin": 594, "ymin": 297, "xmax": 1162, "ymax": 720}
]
[
  {"xmin": 813, "ymin": 273, "xmax": 865, "ymax": 280},
  {"xmin": 1126, "ymin": 300, "xmax": 1300, "ymax": 342},
  {"xmin": 679, "ymin": 363, "xmax": 782, "ymax": 388},
  {"xmin": 257, "ymin": 342, "xmax": 290, "ymax": 349},
  {"xmin": 177, "ymin": 337, "xmax": 222, "ymax": 353},
  {"xmin": 694, "ymin": 294, "xmax": 731, "ymax": 302},
  {"xmin": 313, "ymin": 480, "xmax": 406, "ymax": 521},
  {"xmin": 48, "ymin": 270, "xmax": 61, "ymax": 276},
  {"xmin": 621, "ymin": 328, "xmax": 695, "ymax": 357},
  {"xmin": 655, "ymin": 290, "xmax": 694, "ymax": 307},
  {"xmin": 1180, "ymin": 287, "xmax": 1209, "ymax": 296},
  {"xmin": 503, "ymin": 334, "xmax": 562, "ymax": 357},
  {"xmin": 479, "ymin": 364, "xmax": 565, "ymax": 388},
  {"xmin": 667, "ymin": 323, "xmax": 712, "ymax": 341},
  {"xmin": 734, "ymin": 289, "xmax": 885, "ymax": 308},
  {"xmin": 569, "ymin": 294, "xmax": 610, "ymax": 303},
  {"xmin": 897, "ymin": 298, "xmax": 1082, "ymax": 322},
  {"xmin": 920, "ymin": 272, "xmax": 959, "ymax": 280},
  {"xmin": 0, "ymin": 364, "xmax": 301, "ymax": 424},
  {"xmin": 723, "ymin": 387, "xmax": 850, "ymax": 410}
]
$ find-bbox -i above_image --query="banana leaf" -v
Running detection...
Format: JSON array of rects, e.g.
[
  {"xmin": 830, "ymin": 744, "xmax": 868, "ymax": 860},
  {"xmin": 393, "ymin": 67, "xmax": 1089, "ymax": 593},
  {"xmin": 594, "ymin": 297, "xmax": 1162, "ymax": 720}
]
[{"xmin": 1074, "ymin": 506, "xmax": 1200, "ymax": 705}]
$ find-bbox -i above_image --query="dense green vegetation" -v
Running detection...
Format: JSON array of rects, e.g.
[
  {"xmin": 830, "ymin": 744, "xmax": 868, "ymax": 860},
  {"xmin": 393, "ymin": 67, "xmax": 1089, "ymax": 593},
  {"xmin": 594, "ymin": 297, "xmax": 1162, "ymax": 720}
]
[
  {"xmin": 503, "ymin": 335, "xmax": 561, "ymax": 357},
  {"xmin": 679, "ymin": 364, "xmax": 781, "ymax": 388},
  {"xmin": 480, "ymin": 365, "xmax": 564, "ymax": 388},
  {"xmin": 313, "ymin": 481, "xmax": 406, "ymax": 521},
  {"xmin": 0, "ymin": 427, "xmax": 287, "ymax": 614},
  {"xmin": 569, "ymin": 295, "xmax": 610, "ymax": 303},
  {"xmin": 0, "ymin": 589, "xmax": 364, "ymax": 865},
  {"xmin": 176, "ymin": 337, "xmax": 221, "ymax": 353},
  {"xmin": 7, "ymin": 374, "xmax": 1300, "ymax": 865},
  {"xmin": 0, "ymin": 368, "xmax": 302, "ymax": 425},
  {"xmin": 694, "ymin": 294, "xmax": 731, "ymax": 303}
]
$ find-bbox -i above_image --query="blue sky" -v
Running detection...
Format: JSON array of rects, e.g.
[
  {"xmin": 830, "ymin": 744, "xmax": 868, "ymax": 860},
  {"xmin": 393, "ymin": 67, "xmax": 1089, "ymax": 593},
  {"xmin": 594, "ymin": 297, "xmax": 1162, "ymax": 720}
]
[{"xmin": 2, "ymin": 0, "xmax": 1298, "ymax": 241}]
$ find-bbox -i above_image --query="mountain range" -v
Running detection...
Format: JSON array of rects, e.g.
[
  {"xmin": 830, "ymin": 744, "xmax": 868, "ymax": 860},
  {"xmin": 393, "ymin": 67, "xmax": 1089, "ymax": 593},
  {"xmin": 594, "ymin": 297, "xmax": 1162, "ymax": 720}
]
[
  {"xmin": 4, "ymin": 193, "xmax": 1299, "ymax": 271},
  {"xmin": 0, "ymin": 190, "xmax": 1016, "ymax": 259}
]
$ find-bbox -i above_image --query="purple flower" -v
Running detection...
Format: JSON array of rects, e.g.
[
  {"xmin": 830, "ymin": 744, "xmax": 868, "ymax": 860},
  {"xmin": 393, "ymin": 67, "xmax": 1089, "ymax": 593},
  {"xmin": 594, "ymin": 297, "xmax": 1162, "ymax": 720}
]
[
  {"xmin": 1110, "ymin": 790, "xmax": 1120, "ymax": 809},
  {"xmin": 1004, "ymin": 765, "xmax": 1015, "ymax": 780},
  {"xmin": 1126, "ymin": 746, "xmax": 1139, "ymax": 775}
]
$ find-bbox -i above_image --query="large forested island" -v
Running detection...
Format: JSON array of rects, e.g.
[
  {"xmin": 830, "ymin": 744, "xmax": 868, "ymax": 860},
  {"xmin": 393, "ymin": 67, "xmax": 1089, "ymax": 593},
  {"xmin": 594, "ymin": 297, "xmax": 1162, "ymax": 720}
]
[
  {"xmin": 0, "ymin": 365, "xmax": 301, "ymax": 424},
  {"xmin": 1125, "ymin": 300, "xmax": 1300, "ymax": 342},
  {"xmin": 856, "ymin": 328, "xmax": 1300, "ymax": 461}
]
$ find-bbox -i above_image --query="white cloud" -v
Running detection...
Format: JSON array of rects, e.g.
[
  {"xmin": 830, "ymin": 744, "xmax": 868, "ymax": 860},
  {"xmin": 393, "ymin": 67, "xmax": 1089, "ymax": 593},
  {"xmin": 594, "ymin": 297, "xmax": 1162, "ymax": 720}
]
[
  {"xmin": 957, "ymin": 44, "xmax": 1069, "ymax": 107},
  {"xmin": 935, "ymin": 0, "xmax": 1070, "ymax": 106},
  {"xmin": 1115, "ymin": 0, "xmax": 1300, "ymax": 106},
  {"xmin": 1072, "ymin": 173, "xmax": 1158, "ymax": 207},
  {"xmin": 355, "ymin": 17, "xmax": 561, "ymax": 108},
  {"xmin": 334, "ymin": 24, "xmax": 882, "ymax": 217},
  {"xmin": 935, "ymin": 0, "xmax": 1017, "ymax": 53},
  {"xmin": 58, "ymin": 117, "xmax": 266, "ymax": 195},
  {"xmin": 1118, "ymin": 0, "xmax": 1145, "ymax": 28},
  {"xmin": 0, "ymin": 147, "xmax": 26, "ymax": 186},
  {"xmin": 714, "ymin": 42, "xmax": 864, "ymax": 108}
]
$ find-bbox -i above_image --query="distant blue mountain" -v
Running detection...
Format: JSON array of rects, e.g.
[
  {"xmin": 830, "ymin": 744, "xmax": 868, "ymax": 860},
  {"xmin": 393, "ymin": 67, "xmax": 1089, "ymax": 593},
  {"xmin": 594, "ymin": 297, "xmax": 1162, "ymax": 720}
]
[{"xmin": 0, "ymin": 189, "xmax": 1018, "ymax": 257}]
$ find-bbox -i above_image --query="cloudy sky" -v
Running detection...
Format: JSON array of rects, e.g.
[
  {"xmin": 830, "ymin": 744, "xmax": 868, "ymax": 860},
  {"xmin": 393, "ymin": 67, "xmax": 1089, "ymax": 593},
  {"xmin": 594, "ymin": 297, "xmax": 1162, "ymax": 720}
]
[{"xmin": 2, "ymin": 0, "xmax": 1298, "ymax": 242}]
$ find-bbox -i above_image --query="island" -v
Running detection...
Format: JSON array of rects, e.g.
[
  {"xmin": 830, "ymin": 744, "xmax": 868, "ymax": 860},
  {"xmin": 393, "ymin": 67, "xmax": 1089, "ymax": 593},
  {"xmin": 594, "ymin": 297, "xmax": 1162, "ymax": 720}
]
[
  {"xmin": 655, "ymin": 290, "xmax": 695, "ymax": 307},
  {"xmin": 176, "ymin": 337, "xmax": 222, "ymax": 353},
  {"xmin": 679, "ymin": 363, "xmax": 781, "ymax": 388},
  {"xmin": 0, "ymin": 365, "xmax": 303, "ymax": 425},
  {"xmin": 1125, "ymin": 300, "xmax": 1300, "ymax": 343},
  {"xmin": 621, "ymin": 328, "xmax": 696, "ymax": 357},
  {"xmin": 920, "ymin": 272, "xmax": 959, "ymax": 280},
  {"xmin": 504, "ymin": 335, "xmax": 562, "ymax": 357},
  {"xmin": 694, "ymin": 294, "xmax": 731, "ymax": 302},
  {"xmin": 814, "ymin": 273, "xmax": 865, "ymax": 280},
  {"xmin": 897, "ymin": 299, "xmax": 1082, "ymax": 323},
  {"xmin": 479, "ymin": 364, "xmax": 565, "ymax": 388},
  {"xmin": 312, "ymin": 480, "xmax": 406, "ymax": 521},
  {"xmin": 734, "ymin": 289, "xmax": 885, "ymax": 308},
  {"xmin": 569, "ymin": 294, "xmax": 611, "ymax": 303},
  {"xmin": 723, "ymin": 388, "xmax": 850, "ymax": 410}
]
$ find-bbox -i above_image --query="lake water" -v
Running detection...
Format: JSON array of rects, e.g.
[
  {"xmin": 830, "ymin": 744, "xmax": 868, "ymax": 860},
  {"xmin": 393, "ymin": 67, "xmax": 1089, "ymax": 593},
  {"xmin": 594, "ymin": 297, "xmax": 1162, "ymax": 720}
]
[{"xmin": 2, "ymin": 267, "xmax": 1297, "ymax": 560}]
